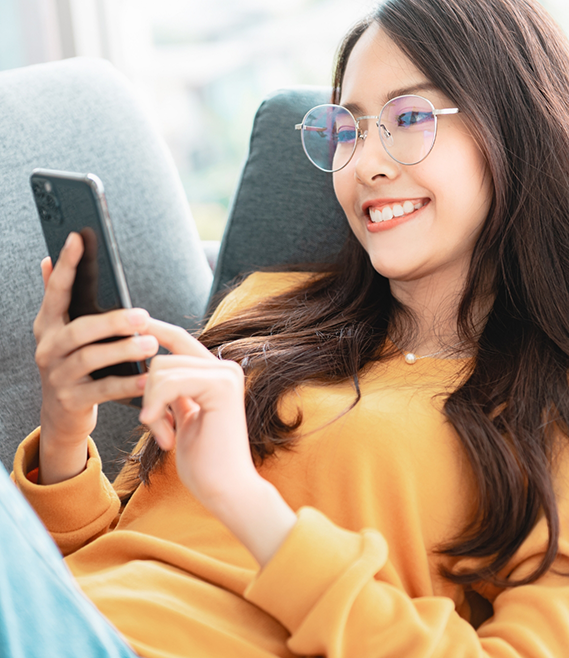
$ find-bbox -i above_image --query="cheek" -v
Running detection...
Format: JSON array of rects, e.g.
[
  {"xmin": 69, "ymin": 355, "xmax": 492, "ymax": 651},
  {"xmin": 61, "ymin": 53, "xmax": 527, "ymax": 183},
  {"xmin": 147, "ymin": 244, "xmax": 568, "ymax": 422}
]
[
  {"xmin": 333, "ymin": 167, "xmax": 360, "ymax": 230},
  {"xmin": 332, "ymin": 169, "xmax": 351, "ymax": 210},
  {"xmin": 436, "ymin": 126, "xmax": 491, "ymax": 199},
  {"xmin": 333, "ymin": 169, "xmax": 367, "ymax": 248},
  {"xmin": 427, "ymin": 138, "xmax": 492, "ymax": 228}
]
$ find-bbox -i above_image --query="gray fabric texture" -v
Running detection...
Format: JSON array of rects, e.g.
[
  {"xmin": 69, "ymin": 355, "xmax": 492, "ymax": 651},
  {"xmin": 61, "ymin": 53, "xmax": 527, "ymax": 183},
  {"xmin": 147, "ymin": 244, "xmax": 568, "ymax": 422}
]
[
  {"xmin": 209, "ymin": 87, "xmax": 349, "ymax": 306},
  {"xmin": 0, "ymin": 57, "xmax": 212, "ymax": 476}
]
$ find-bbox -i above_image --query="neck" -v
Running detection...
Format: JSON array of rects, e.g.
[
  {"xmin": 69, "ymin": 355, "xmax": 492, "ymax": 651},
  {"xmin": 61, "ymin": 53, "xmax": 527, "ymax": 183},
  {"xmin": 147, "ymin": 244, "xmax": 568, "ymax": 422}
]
[{"xmin": 388, "ymin": 262, "xmax": 489, "ymax": 356}]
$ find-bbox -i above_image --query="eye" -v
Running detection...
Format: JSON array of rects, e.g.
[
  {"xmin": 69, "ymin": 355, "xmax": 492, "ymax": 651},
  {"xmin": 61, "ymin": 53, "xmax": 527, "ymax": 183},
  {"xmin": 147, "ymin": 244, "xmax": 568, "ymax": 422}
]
[
  {"xmin": 396, "ymin": 110, "xmax": 433, "ymax": 128},
  {"xmin": 335, "ymin": 126, "xmax": 357, "ymax": 143}
]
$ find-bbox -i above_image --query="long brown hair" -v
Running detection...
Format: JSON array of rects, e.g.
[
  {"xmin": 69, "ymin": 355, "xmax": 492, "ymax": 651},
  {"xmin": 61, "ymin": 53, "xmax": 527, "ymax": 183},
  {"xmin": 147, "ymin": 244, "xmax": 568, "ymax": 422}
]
[{"xmin": 125, "ymin": 0, "xmax": 569, "ymax": 588}]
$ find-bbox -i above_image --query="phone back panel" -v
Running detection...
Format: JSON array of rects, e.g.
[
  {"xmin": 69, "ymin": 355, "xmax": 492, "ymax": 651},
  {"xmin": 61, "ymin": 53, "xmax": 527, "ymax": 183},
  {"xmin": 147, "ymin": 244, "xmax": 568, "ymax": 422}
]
[{"xmin": 31, "ymin": 171, "xmax": 128, "ymax": 320}]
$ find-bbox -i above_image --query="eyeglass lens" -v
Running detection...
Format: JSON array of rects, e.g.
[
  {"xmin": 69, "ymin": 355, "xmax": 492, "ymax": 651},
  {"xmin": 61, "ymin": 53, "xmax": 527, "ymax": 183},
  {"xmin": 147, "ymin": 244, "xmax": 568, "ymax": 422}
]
[
  {"xmin": 300, "ymin": 95, "xmax": 437, "ymax": 172},
  {"xmin": 299, "ymin": 105, "xmax": 356, "ymax": 173}
]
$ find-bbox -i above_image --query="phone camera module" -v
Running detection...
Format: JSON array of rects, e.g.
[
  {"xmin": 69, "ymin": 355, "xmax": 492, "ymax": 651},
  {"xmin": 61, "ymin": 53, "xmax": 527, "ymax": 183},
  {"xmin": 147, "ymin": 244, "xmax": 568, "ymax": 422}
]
[{"xmin": 33, "ymin": 179, "xmax": 63, "ymax": 225}]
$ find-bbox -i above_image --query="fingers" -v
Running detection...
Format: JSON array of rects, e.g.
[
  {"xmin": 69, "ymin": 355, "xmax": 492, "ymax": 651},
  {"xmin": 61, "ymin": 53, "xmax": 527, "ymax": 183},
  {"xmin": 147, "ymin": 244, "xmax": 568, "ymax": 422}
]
[
  {"xmin": 39, "ymin": 232, "xmax": 84, "ymax": 324},
  {"xmin": 50, "ymin": 371, "xmax": 148, "ymax": 413},
  {"xmin": 66, "ymin": 308, "xmax": 152, "ymax": 352},
  {"xmin": 50, "ymin": 334, "xmax": 159, "ymax": 385},
  {"xmin": 144, "ymin": 318, "xmax": 215, "ymax": 360},
  {"xmin": 151, "ymin": 398, "xmax": 198, "ymax": 451},
  {"xmin": 148, "ymin": 415, "xmax": 177, "ymax": 450},
  {"xmin": 35, "ymin": 307, "xmax": 153, "ymax": 367},
  {"xmin": 139, "ymin": 357, "xmax": 244, "ymax": 426}
]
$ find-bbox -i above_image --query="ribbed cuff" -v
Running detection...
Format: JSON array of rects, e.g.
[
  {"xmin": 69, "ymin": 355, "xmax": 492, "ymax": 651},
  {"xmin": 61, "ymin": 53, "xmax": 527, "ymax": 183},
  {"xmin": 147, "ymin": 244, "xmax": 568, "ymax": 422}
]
[
  {"xmin": 244, "ymin": 507, "xmax": 388, "ymax": 633},
  {"xmin": 12, "ymin": 428, "xmax": 120, "ymax": 554}
]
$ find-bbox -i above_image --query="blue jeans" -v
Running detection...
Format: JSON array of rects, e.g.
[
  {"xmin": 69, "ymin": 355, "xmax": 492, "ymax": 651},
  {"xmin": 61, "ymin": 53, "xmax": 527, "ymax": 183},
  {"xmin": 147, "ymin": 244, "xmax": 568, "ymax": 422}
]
[{"xmin": 0, "ymin": 461, "xmax": 139, "ymax": 658}]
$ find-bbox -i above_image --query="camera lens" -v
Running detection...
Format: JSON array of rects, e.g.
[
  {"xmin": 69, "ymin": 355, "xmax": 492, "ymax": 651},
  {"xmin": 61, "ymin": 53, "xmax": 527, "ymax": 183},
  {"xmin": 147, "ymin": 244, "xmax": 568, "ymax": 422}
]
[
  {"xmin": 44, "ymin": 193, "xmax": 58, "ymax": 211},
  {"xmin": 33, "ymin": 179, "xmax": 63, "ymax": 225},
  {"xmin": 39, "ymin": 207, "xmax": 55, "ymax": 223}
]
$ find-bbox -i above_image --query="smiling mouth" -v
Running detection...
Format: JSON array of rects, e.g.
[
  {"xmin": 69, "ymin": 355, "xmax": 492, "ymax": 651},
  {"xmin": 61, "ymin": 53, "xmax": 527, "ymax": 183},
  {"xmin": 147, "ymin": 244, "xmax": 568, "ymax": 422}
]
[{"xmin": 368, "ymin": 200, "xmax": 428, "ymax": 223}]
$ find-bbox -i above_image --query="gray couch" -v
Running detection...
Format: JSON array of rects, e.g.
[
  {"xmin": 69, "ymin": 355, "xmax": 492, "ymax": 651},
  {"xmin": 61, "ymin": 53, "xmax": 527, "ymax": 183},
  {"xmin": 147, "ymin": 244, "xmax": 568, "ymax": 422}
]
[{"xmin": 0, "ymin": 57, "xmax": 347, "ymax": 477}]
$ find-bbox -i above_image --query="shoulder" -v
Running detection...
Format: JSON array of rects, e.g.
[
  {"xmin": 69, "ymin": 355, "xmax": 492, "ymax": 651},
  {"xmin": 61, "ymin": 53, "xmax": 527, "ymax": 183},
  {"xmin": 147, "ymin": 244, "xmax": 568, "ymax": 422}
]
[
  {"xmin": 232, "ymin": 271, "xmax": 314, "ymax": 299},
  {"xmin": 205, "ymin": 271, "xmax": 317, "ymax": 330}
]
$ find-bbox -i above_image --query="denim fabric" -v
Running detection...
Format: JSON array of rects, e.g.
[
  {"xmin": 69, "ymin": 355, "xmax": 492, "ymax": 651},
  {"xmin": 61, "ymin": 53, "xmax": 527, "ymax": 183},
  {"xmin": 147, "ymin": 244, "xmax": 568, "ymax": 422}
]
[{"xmin": 0, "ymin": 462, "xmax": 138, "ymax": 658}]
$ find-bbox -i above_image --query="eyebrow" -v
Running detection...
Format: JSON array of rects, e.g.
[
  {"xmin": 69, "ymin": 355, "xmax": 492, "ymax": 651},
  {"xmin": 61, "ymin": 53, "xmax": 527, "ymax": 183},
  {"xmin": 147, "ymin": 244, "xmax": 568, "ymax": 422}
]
[
  {"xmin": 342, "ymin": 82, "xmax": 440, "ymax": 116},
  {"xmin": 387, "ymin": 82, "xmax": 439, "ymax": 99}
]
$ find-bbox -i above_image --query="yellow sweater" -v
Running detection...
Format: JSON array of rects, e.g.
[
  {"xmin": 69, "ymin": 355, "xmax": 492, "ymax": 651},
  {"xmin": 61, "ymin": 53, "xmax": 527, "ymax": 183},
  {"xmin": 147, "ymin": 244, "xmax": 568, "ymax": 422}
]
[{"xmin": 13, "ymin": 272, "xmax": 569, "ymax": 658}]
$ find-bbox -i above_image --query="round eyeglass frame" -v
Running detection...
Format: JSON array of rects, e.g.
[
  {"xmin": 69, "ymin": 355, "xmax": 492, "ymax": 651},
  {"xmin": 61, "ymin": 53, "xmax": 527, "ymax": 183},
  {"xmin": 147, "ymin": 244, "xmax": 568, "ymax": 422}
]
[{"xmin": 295, "ymin": 95, "xmax": 460, "ymax": 173}]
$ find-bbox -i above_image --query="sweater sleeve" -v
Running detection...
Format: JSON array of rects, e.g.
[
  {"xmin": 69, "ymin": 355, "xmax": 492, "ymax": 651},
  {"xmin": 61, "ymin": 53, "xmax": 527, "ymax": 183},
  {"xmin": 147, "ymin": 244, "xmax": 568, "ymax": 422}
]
[
  {"xmin": 12, "ymin": 427, "xmax": 121, "ymax": 556},
  {"xmin": 244, "ymin": 507, "xmax": 569, "ymax": 658}
]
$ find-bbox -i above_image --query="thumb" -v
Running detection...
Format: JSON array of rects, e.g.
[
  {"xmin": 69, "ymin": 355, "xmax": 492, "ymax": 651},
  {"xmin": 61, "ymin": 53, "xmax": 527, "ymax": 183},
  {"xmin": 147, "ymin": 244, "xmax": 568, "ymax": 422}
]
[
  {"xmin": 40, "ymin": 257, "xmax": 53, "ymax": 290},
  {"xmin": 171, "ymin": 397, "xmax": 201, "ymax": 426}
]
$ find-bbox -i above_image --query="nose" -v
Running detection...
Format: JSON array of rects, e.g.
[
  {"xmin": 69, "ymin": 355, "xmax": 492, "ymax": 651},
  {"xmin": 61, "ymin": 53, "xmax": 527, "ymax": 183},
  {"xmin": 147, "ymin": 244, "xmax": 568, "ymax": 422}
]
[{"xmin": 353, "ymin": 122, "xmax": 400, "ymax": 183}]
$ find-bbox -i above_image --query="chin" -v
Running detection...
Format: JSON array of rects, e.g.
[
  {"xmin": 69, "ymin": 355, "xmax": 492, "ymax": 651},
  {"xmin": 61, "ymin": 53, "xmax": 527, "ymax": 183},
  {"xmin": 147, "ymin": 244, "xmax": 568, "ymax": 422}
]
[{"xmin": 366, "ymin": 254, "xmax": 416, "ymax": 280}]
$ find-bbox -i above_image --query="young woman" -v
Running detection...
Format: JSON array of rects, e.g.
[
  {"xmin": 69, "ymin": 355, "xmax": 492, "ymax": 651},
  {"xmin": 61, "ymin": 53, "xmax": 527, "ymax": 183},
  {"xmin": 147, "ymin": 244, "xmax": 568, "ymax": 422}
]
[{"xmin": 6, "ymin": 0, "xmax": 569, "ymax": 655}]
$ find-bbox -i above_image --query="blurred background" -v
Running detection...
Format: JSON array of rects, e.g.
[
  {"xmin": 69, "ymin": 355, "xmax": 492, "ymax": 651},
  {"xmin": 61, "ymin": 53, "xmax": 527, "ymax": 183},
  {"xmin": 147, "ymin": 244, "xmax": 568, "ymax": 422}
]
[{"xmin": 1, "ymin": 0, "xmax": 567, "ymax": 241}]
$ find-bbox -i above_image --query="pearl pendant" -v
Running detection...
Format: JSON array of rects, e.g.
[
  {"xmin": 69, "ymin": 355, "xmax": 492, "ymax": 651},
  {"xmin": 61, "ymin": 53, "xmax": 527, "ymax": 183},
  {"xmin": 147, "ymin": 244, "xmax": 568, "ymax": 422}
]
[{"xmin": 404, "ymin": 352, "xmax": 417, "ymax": 365}]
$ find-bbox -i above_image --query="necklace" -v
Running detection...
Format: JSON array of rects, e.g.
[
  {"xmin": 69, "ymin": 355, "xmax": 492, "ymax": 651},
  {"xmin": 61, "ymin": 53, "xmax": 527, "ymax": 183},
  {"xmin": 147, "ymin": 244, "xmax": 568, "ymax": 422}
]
[{"xmin": 388, "ymin": 335, "xmax": 465, "ymax": 365}]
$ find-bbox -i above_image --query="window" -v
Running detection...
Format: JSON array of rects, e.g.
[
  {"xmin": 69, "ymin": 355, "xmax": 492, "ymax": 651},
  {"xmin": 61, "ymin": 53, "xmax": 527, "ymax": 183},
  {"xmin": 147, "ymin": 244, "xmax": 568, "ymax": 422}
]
[{"xmin": 3, "ymin": 0, "xmax": 567, "ymax": 239}]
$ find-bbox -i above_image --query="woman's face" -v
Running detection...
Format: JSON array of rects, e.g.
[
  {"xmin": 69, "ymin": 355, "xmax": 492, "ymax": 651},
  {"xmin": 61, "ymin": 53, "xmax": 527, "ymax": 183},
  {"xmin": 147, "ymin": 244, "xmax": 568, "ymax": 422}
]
[{"xmin": 333, "ymin": 24, "xmax": 493, "ymax": 289}]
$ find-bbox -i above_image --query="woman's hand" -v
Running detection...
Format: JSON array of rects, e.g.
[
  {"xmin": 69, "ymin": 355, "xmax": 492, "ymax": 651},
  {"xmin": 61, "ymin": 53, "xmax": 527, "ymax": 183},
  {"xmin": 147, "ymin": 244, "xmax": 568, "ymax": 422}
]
[
  {"xmin": 140, "ymin": 319, "xmax": 297, "ymax": 566},
  {"xmin": 139, "ymin": 318, "xmax": 257, "ymax": 501},
  {"xmin": 33, "ymin": 233, "xmax": 159, "ymax": 484}
]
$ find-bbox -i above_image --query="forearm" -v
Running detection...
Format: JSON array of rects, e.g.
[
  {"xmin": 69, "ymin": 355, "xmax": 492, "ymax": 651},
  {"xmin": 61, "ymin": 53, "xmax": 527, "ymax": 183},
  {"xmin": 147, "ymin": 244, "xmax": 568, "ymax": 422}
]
[{"xmin": 208, "ymin": 477, "xmax": 298, "ymax": 568}]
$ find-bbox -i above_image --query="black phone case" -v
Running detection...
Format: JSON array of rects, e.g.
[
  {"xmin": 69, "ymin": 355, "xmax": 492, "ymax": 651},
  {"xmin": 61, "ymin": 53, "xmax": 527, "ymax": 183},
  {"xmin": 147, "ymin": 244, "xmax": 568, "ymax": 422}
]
[{"xmin": 31, "ymin": 169, "xmax": 146, "ymax": 389}]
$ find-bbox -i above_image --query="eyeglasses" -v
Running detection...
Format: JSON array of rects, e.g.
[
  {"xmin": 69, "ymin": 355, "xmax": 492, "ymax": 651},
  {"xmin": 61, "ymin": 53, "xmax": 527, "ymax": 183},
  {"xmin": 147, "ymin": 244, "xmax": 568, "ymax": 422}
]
[{"xmin": 295, "ymin": 94, "xmax": 460, "ymax": 172}]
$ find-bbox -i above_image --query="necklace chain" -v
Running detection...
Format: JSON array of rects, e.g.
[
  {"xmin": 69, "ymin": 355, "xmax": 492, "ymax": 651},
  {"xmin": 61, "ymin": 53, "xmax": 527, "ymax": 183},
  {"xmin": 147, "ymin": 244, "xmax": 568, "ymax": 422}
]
[{"xmin": 388, "ymin": 335, "xmax": 465, "ymax": 365}]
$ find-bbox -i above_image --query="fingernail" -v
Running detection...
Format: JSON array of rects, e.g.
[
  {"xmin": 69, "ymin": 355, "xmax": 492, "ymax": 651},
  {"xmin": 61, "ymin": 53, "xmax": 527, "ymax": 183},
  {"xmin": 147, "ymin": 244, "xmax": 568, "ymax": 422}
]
[
  {"xmin": 136, "ymin": 374, "xmax": 147, "ymax": 389},
  {"xmin": 127, "ymin": 308, "xmax": 149, "ymax": 326},
  {"xmin": 136, "ymin": 335, "xmax": 156, "ymax": 350},
  {"xmin": 64, "ymin": 233, "xmax": 74, "ymax": 249}
]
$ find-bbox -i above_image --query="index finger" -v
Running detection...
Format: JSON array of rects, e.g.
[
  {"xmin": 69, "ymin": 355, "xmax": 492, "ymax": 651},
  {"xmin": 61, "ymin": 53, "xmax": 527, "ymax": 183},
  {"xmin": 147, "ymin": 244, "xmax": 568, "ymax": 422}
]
[{"xmin": 144, "ymin": 318, "xmax": 215, "ymax": 360}]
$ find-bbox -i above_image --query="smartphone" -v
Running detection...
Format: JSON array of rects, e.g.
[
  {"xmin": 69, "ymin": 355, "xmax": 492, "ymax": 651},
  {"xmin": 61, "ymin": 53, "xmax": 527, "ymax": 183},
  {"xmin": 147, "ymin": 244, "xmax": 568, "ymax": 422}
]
[{"xmin": 30, "ymin": 169, "xmax": 147, "ymax": 389}]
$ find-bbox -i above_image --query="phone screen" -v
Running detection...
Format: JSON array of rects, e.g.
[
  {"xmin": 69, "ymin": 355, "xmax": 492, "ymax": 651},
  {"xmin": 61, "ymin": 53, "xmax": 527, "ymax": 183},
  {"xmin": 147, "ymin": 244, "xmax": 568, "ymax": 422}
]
[{"xmin": 31, "ymin": 170, "xmax": 146, "ymax": 384}]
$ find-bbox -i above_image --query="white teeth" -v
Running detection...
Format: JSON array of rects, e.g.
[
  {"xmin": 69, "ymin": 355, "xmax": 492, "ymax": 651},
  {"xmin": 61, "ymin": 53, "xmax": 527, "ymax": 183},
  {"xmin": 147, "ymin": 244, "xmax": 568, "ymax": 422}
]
[{"xmin": 369, "ymin": 200, "xmax": 426, "ymax": 223}]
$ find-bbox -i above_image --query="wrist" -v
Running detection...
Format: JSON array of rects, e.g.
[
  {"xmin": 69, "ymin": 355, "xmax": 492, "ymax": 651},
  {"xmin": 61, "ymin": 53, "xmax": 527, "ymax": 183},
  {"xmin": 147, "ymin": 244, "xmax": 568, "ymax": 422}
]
[
  {"xmin": 38, "ymin": 430, "xmax": 89, "ymax": 485},
  {"xmin": 208, "ymin": 477, "xmax": 297, "ymax": 568}
]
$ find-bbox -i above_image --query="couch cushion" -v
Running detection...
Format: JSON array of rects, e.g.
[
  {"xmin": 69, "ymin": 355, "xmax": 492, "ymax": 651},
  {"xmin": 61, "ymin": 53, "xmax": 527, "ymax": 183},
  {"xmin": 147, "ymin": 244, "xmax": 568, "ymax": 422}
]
[
  {"xmin": 209, "ymin": 87, "xmax": 349, "ymax": 304},
  {"xmin": 0, "ymin": 57, "xmax": 212, "ymax": 474}
]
